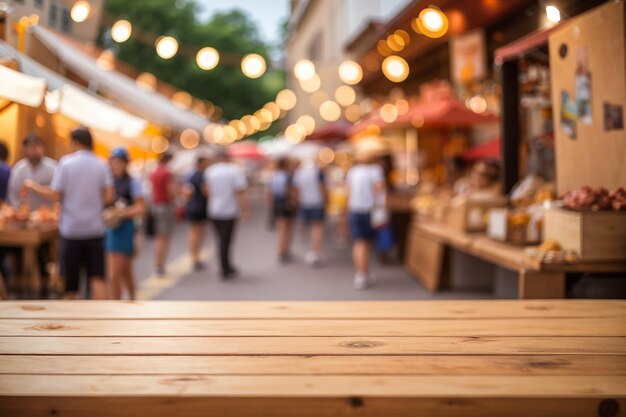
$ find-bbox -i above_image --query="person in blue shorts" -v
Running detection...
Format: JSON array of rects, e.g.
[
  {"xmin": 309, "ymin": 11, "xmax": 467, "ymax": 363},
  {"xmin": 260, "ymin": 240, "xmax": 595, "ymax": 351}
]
[
  {"xmin": 105, "ymin": 148, "xmax": 145, "ymax": 300},
  {"xmin": 346, "ymin": 152, "xmax": 386, "ymax": 290},
  {"xmin": 184, "ymin": 155, "xmax": 210, "ymax": 271},
  {"xmin": 293, "ymin": 158, "xmax": 327, "ymax": 268}
]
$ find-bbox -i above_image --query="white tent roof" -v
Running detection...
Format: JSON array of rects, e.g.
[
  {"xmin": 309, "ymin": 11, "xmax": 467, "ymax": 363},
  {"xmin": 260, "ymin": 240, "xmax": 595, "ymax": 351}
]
[
  {"xmin": 31, "ymin": 25, "xmax": 209, "ymax": 133},
  {"xmin": 0, "ymin": 63, "xmax": 47, "ymax": 107},
  {"xmin": 45, "ymin": 85, "xmax": 148, "ymax": 138}
]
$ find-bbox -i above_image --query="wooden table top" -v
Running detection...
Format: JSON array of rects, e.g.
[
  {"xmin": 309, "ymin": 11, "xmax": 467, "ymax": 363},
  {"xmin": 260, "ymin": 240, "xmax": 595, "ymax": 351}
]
[
  {"xmin": 0, "ymin": 300, "xmax": 625, "ymax": 417},
  {"xmin": 416, "ymin": 220, "xmax": 626, "ymax": 274}
]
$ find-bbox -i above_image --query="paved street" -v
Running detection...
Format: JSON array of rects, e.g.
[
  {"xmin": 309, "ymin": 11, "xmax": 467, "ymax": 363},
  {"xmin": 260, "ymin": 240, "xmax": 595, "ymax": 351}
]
[{"xmin": 133, "ymin": 192, "xmax": 492, "ymax": 301}]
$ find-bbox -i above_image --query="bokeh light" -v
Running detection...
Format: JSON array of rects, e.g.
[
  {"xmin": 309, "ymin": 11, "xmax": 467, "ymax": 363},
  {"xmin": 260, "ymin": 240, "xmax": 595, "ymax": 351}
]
[
  {"xmin": 319, "ymin": 100, "xmax": 342, "ymax": 122},
  {"xmin": 70, "ymin": 0, "xmax": 90, "ymax": 23},
  {"xmin": 382, "ymin": 55, "xmax": 409, "ymax": 83},
  {"xmin": 155, "ymin": 36, "xmax": 179, "ymax": 59},
  {"xmin": 276, "ymin": 89, "xmax": 297, "ymax": 110},
  {"xmin": 380, "ymin": 103, "xmax": 399, "ymax": 123},
  {"xmin": 297, "ymin": 115, "xmax": 316, "ymax": 135},
  {"xmin": 293, "ymin": 59, "xmax": 316, "ymax": 81},
  {"xmin": 241, "ymin": 54, "xmax": 266, "ymax": 78},
  {"xmin": 196, "ymin": 47, "xmax": 220, "ymax": 70},
  {"xmin": 338, "ymin": 60, "xmax": 363, "ymax": 85},
  {"xmin": 151, "ymin": 136, "xmax": 169, "ymax": 153},
  {"xmin": 335, "ymin": 85, "xmax": 356, "ymax": 107},
  {"xmin": 180, "ymin": 129, "xmax": 200, "ymax": 149},
  {"xmin": 111, "ymin": 19, "xmax": 132, "ymax": 43}
]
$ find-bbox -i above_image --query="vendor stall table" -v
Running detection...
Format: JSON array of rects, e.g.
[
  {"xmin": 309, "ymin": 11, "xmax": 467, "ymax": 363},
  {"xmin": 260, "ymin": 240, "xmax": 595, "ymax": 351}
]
[
  {"xmin": 0, "ymin": 300, "xmax": 624, "ymax": 416},
  {"xmin": 406, "ymin": 220, "xmax": 626, "ymax": 298},
  {"xmin": 0, "ymin": 226, "xmax": 58, "ymax": 295}
]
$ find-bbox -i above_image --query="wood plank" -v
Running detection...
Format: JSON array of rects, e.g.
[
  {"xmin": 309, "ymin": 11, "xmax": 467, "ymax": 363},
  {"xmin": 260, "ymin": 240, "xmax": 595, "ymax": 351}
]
[
  {"xmin": 1, "ymin": 355, "xmax": 624, "ymax": 376},
  {"xmin": 1, "ymin": 336, "xmax": 624, "ymax": 355},
  {"xmin": 1, "ymin": 300, "xmax": 625, "ymax": 320},
  {"xmin": 0, "ymin": 375, "xmax": 624, "ymax": 397},
  {"xmin": 2, "ymin": 317, "xmax": 624, "ymax": 337},
  {"xmin": 1, "ymin": 396, "xmax": 621, "ymax": 417},
  {"xmin": 405, "ymin": 229, "xmax": 445, "ymax": 292}
]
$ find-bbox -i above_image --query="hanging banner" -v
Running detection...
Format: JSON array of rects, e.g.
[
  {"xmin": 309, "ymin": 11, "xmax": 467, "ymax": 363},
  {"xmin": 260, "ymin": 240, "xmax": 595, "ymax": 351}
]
[{"xmin": 450, "ymin": 29, "xmax": 487, "ymax": 85}]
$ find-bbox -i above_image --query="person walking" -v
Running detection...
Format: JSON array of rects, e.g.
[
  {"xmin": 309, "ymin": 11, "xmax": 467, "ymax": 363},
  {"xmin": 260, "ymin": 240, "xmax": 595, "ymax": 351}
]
[
  {"xmin": 293, "ymin": 158, "xmax": 327, "ymax": 267},
  {"xmin": 184, "ymin": 155, "xmax": 210, "ymax": 271},
  {"xmin": 149, "ymin": 152, "xmax": 176, "ymax": 276},
  {"xmin": 105, "ymin": 148, "xmax": 145, "ymax": 300},
  {"xmin": 25, "ymin": 127, "xmax": 114, "ymax": 299},
  {"xmin": 204, "ymin": 149, "xmax": 249, "ymax": 279},
  {"xmin": 346, "ymin": 151, "xmax": 386, "ymax": 290},
  {"xmin": 267, "ymin": 158, "xmax": 296, "ymax": 262}
]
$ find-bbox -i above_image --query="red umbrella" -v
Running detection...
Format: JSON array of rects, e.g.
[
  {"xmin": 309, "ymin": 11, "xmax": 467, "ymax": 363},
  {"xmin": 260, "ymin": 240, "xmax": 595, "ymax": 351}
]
[
  {"xmin": 462, "ymin": 138, "xmax": 501, "ymax": 161},
  {"xmin": 307, "ymin": 120, "xmax": 352, "ymax": 142},
  {"xmin": 349, "ymin": 97, "xmax": 499, "ymax": 136},
  {"xmin": 227, "ymin": 141, "xmax": 266, "ymax": 160}
]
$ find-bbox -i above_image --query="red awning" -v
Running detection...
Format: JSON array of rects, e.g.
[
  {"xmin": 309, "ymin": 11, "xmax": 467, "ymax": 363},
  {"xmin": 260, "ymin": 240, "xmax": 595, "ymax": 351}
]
[
  {"xmin": 462, "ymin": 138, "xmax": 501, "ymax": 161},
  {"xmin": 227, "ymin": 141, "xmax": 266, "ymax": 160},
  {"xmin": 308, "ymin": 120, "xmax": 352, "ymax": 142},
  {"xmin": 349, "ymin": 97, "xmax": 499, "ymax": 136}
]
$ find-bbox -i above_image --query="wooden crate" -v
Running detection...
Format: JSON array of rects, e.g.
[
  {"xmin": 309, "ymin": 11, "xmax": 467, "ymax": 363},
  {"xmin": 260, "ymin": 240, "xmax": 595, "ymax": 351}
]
[
  {"xmin": 544, "ymin": 207, "xmax": 626, "ymax": 261},
  {"xmin": 446, "ymin": 196, "xmax": 508, "ymax": 232}
]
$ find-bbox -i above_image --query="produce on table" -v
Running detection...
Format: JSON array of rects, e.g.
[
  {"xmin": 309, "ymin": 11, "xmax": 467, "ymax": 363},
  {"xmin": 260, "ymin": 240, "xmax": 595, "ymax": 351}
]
[{"xmin": 562, "ymin": 186, "xmax": 626, "ymax": 211}]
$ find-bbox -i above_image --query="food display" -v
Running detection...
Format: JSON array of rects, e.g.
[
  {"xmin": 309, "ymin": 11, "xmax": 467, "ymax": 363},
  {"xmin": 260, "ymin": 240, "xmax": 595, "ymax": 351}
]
[
  {"xmin": 0, "ymin": 204, "xmax": 59, "ymax": 230},
  {"xmin": 562, "ymin": 186, "xmax": 626, "ymax": 211}
]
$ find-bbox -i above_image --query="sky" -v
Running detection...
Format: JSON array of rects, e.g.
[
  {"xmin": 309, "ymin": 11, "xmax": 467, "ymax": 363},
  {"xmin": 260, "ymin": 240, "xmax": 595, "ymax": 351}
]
[{"xmin": 197, "ymin": 0, "xmax": 290, "ymax": 45}]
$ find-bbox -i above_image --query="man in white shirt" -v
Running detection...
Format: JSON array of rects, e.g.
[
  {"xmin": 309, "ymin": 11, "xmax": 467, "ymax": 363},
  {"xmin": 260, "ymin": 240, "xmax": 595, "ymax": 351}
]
[
  {"xmin": 9, "ymin": 134, "xmax": 57, "ymax": 210},
  {"xmin": 204, "ymin": 149, "xmax": 249, "ymax": 279},
  {"xmin": 346, "ymin": 152, "xmax": 386, "ymax": 290},
  {"xmin": 293, "ymin": 159, "xmax": 326, "ymax": 267},
  {"xmin": 26, "ymin": 127, "xmax": 114, "ymax": 299}
]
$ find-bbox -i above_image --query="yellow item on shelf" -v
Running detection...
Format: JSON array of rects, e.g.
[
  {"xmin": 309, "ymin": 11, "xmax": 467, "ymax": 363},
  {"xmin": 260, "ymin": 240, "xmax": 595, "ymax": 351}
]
[{"xmin": 538, "ymin": 239, "xmax": 562, "ymax": 252}]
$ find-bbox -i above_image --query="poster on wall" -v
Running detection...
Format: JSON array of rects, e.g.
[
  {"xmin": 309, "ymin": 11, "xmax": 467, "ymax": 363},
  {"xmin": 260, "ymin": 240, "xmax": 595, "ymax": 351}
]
[
  {"xmin": 450, "ymin": 29, "xmax": 486, "ymax": 85},
  {"xmin": 560, "ymin": 90, "xmax": 578, "ymax": 139},
  {"xmin": 604, "ymin": 102, "xmax": 624, "ymax": 131},
  {"xmin": 575, "ymin": 47, "xmax": 593, "ymax": 124}
]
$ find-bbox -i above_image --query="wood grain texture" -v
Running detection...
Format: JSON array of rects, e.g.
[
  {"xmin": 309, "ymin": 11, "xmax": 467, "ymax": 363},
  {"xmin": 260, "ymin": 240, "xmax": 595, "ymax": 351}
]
[
  {"xmin": 2, "ymin": 300, "xmax": 625, "ymax": 319},
  {"xmin": 1, "ymin": 300, "xmax": 624, "ymax": 417},
  {"xmin": 2, "ymin": 317, "xmax": 624, "ymax": 337}
]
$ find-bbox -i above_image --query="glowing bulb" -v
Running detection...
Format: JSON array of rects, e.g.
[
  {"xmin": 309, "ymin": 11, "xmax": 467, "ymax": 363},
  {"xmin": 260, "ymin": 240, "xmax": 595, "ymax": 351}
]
[
  {"xmin": 285, "ymin": 124, "xmax": 306, "ymax": 143},
  {"xmin": 136, "ymin": 72, "xmax": 157, "ymax": 92},
  {"xmin": 338, "ymin": 60, "xmax": 363, "ymax": 85},
  {"xmin": 180, "ymin": 129, "xmax": 200, "ymax": 149},
  {"xmin": 151, "ymin": 136, "xmax": 169, "ymax": 154},
  {"xmin": 294, "ymin": 59, "xmax": 316, "ymax": 81},
  {"xmin": 254, "ymin": 109, "xmax": 273, "ymax": 123},
  {"xmin": 382, "ymin": 56, "xmax": 409, "ymax": 83},
  {"xmin": 416, "ymin": 7, "xmax": 449, "ymax": 38},
  {"xmin": 155, "ymin": 36, "xmax": 179, "ymax": 59},
  {"xmin": 70, "ymin": 0, "xmax": 90, "ymax": 23},
  {"xmin": 196, "ymin": 47, "xmax": 219, "ymax": 70},
  {"xmin": 171, "ymin": 91, "xmax": 192, "ymax": 109},
  {"xmin": 111, "ymin": 19, "xmax": 132, "ymax": 43},
  {"xmin": 380, "ymin": 103, "xmax": 399, "ymax": 123},
  {"xmin": 96, "ymin": 50, "xmax": 115, "ymax": 71},
  {"xmin": 335, "ymin": 85, "xmax": 356, "ymax": 107},
  {"xmin": 468, "ymin": 95, "xmax": 487, "ymax": 113},
  {"xmin": 263, "ymin": 102, "xmax": 281, "ymax": 121},
  {"xmin": 299, "ymin": 74, "xmax": 321, "ymax": 93},
  {"xmin": 545, "ymin": 5, "xmax": 561, "ymax": 23},
  {"xmin": 241, "ymin": 54, "xmax": 266, "ymax": 78},
  {"xmin": 319, "ymin": 100, "xmax": 341, "ymax": 122},
  {"xmin": 276, "ymin": 89, "xmax": 297, "ymax": 110},
  {"xmin": 319, "ymin": 147, "xmax": 335, "ymax": 164},
  {"xmin": 297, "ymin": 115, "xmax": 316, "ymax": 135},
  {"xmin": 345, "ymin": 104, "xmax": 362, "ymax": 123}
]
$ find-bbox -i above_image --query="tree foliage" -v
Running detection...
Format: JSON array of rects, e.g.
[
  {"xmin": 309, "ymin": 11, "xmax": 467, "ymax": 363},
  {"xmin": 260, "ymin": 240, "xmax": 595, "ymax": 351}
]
[{"xmin": 102, "ymin": 0, "xmax": 285, "ymax": 134}]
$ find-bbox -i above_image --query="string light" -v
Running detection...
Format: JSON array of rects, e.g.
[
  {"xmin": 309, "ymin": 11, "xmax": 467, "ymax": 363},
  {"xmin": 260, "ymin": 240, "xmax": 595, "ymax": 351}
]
[
  {"xmin": 196, "ymin": 47, "xmax": 219, "ymax": 70},
  {"xmin": 380, "ymin": 103, "xmax": 399, "ymax": 123},
  {"xmin": 297, "ymin": 115, "xmax": 316, "ymax": 135},
  {"xmin": 545, "ymin": 5, "xmax": 561, "ymax": 23},
  {"xmin": 415, "ymin": 7, "xmax": 449, "ymax": 38},
  {"xmin": 299, "ymin": 74, "xmax": 321, "ymax": 93},
  {"xmin": 345, "ymin": 104, "xmax": 362, "ymax": 123},
  {"xmin": 136, "ymin": 72, "xmax": 157, "ymax": 92},
  {"xmin": 155, "ymin": 36, "xmax": 179, "ymax": 59},
  {"xmin": 335, "ymin": 85, "xmax": 356, "ymax": 106},
  {"xmin": 70, "ymin": 1, "xmax": 91, "ymax": 23},
  {"xmin": 338, "ymin": 60, "xmax": 363, "ymax": 85},
  {"xmin": 151, "ymin": 136, "xmax": 169, "ymax": 153},
  {"xmin": 180, "ymin": 129, "xmax": 200, "ymax": 149},
  {"xmin": 111, "ymin": 19, "xmax": 132, "ymax": 43},
  {"xmin": 319, "ymin": 100, "xmax": 341, "ymax": 122},
  {"xmin": 241, "ymin": 54, "xmax": 266, "ymax": 78},
  {"xmin": 276, "ymin": 89, "xmax": 297, "ymax": 110},
  {"xmin": 382, "ymin": 55, "xmax": 409, "ymax": 82},
  {"xmin": 285, "ymin": 124, "xmax": 306, "ymax": 143},
  {"xmin": 294, "ymin": 59, "xmax": 316, "ymax": 81}
]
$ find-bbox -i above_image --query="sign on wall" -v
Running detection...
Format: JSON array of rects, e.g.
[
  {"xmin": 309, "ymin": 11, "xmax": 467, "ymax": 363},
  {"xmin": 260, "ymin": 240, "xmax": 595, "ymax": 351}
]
[{"xmin": 450, "ymin": 29, "xmax": 487, "ymax": 85}]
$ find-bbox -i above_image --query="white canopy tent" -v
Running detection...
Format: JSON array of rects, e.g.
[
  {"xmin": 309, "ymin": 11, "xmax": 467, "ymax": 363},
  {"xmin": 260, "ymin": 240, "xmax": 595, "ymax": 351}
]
[
  {"xmin": 0, "ymin": 64, "xmax": 47, "ymax": 107},
  {"xmin": 31, "ymin": 25, "xmax": 209, "ymax": 133}
]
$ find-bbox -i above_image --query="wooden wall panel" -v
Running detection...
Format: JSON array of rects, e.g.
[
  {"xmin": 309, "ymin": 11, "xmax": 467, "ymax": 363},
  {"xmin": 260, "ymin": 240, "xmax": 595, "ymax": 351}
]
[{"xmin": 549, "ymin": 0, "xmax": 626, "ymax": 193}]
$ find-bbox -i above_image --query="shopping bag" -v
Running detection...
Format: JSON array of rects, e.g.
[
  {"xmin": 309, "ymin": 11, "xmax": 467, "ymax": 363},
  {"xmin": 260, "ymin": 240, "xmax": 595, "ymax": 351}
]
[{"xmin": 375, "ymin": 225, "xmax": 395, "ymax": 252}]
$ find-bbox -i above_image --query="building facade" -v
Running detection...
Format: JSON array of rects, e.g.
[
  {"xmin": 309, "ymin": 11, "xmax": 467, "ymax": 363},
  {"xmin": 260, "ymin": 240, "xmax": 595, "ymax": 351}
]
[{"xmin": 3, "ymin": 0, "xmax": 103, "ymax": 44}]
